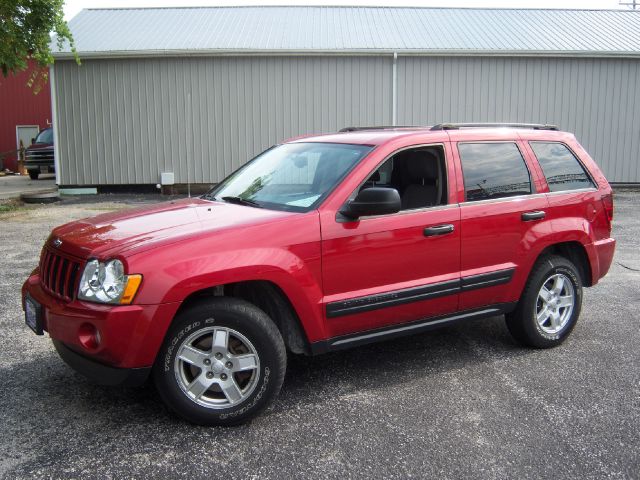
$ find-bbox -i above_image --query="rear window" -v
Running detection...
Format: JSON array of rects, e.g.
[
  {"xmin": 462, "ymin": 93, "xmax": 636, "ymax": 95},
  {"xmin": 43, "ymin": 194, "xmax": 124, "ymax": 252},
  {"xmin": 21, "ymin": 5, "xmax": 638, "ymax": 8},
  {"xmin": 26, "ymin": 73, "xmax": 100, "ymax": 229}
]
[
  {"xmin": 529, "ymin": 142, "xmax": 595, "ymax": 192},
  {"xmin": 458, "ymin": 142, "xmax": 532, "ymax": 202}
]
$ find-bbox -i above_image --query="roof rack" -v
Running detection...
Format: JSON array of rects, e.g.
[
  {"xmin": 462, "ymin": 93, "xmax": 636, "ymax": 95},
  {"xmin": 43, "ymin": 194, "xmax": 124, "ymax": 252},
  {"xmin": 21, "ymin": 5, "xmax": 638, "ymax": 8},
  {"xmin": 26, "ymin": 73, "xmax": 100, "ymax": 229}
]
[
  {"xmin": 339, "ymin": 125, "xmax": 428, "ymax": 132},
  {"xmin": 430, "ymin": 123, "xmax": 559, "ymax": 131}
]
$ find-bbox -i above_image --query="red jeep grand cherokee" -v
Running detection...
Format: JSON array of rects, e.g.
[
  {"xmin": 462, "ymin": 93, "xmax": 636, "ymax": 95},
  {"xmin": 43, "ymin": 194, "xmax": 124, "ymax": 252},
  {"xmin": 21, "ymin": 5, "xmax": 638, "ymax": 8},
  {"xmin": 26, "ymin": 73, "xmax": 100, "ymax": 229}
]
[{"xmin": 22, "ymin": 123, "xmax": 616, "ymax": 426}]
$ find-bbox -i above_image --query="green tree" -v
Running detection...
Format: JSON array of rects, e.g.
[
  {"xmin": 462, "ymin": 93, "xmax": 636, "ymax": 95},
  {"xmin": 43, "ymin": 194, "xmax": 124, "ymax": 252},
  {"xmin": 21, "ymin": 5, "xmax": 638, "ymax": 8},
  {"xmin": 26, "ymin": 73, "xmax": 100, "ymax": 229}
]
[{"xmin": 0, "ymin": 0, "xmax": 79, "ymax": 92}]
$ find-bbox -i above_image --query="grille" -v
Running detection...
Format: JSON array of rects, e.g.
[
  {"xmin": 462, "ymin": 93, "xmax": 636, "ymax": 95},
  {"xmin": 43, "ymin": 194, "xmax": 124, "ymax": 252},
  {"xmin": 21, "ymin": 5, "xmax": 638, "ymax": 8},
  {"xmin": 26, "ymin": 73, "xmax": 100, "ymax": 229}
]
[
  {"xmin": 26, "ymin": 149, "xmax": 54, "ymax": 161},
  {"xmin": 40, "ymin": 248, "xmax": 82, "ymax": 301}
]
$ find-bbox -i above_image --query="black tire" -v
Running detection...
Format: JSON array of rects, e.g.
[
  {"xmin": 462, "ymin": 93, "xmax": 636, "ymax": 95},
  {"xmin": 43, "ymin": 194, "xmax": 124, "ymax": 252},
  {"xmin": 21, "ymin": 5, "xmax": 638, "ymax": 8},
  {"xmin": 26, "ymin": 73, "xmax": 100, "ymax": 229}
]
[
  {"xmin": 506, "ymin": 255, "xmax": 583, "ymax": 348},
  {"xmin": 153, "ymin": 297, "xmax": 286, "ymax": 426},
  {"xmin": 28, "ymin": 170, "xmax": 39, "ymax": 180}
]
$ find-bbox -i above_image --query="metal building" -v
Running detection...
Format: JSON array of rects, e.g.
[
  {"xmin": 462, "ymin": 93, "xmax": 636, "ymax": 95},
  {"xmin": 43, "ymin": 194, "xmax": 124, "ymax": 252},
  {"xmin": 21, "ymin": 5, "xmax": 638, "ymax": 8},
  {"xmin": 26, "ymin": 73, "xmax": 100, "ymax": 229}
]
[
  {"xmin": 51, "ymin": 6, "xmax": 640, "ymax": 187},
  {"xmin": 0, "ymin": 60, "xmax": 52, "ymax": 172}
]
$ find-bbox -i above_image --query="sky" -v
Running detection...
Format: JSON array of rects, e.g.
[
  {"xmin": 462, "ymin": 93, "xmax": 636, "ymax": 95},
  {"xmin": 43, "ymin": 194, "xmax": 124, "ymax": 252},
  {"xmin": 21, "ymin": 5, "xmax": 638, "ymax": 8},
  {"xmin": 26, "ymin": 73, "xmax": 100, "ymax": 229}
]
[{"xmin": 63, "ymin": 0, "xmax": 630, "ymax": 21}]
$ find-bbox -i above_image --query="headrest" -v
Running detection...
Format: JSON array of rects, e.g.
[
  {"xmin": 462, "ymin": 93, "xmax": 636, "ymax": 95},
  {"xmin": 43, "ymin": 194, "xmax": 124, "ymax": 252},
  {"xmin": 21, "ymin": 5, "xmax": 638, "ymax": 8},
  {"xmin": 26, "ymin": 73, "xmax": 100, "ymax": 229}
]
[{"xmin": 405, "ymin": 150, "xmax": 438, "ymax": 181}]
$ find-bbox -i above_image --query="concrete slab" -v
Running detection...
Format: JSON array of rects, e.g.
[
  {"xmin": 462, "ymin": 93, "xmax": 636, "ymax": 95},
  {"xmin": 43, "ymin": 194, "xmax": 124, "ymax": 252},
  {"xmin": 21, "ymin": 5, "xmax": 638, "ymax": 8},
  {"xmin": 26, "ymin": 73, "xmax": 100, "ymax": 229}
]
[{"xmin": 0, "ymin": 174, "xmax": 56, "ymax": 200}]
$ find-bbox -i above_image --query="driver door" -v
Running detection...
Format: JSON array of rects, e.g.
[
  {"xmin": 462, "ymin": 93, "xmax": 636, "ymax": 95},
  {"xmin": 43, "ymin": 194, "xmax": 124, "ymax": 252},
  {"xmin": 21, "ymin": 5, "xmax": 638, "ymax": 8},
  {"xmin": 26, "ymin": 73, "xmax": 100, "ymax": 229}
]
[{"xmin": 320, "ymin": 143, "xmax": 461, "ymax": 338}]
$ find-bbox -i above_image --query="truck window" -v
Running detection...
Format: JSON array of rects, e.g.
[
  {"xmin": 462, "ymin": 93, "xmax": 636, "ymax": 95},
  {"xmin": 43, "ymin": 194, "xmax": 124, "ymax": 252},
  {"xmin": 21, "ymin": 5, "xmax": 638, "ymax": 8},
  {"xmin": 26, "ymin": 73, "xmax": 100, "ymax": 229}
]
[
  {"xmin": 529, "ymin": 142, "xmax": 595, "ymax": 192},
  {"xmin": 458, "ymin": 142, "xmax": 532, "ymax": 202},
  {"xmin": 360, "ymin": 145, "xmax": 447, "ymax": 210}
]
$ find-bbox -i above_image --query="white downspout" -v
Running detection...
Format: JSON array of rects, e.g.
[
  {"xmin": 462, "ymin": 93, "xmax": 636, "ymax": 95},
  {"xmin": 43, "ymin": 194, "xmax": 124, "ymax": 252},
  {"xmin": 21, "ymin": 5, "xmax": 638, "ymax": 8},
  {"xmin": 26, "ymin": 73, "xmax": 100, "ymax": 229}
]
[
  {"xmin": 49, "ymin": 65, "xmax": 61, "ymax": 186},
  {"xmin": 392, "ymin": 52, "xmax": 398, "ymax": 126}
]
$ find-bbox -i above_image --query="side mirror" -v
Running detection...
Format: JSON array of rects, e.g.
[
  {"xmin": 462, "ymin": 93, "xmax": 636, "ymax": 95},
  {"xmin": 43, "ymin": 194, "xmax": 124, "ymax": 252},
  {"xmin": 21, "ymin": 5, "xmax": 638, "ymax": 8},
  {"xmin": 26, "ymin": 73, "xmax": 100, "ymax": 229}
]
[
  {"xmin": 31, "ymin": 138, "xmax": 35, "ymax": 145},
  {"xmin": 340, "ymin": 187, "xmax": 401, "ymax": 220}
]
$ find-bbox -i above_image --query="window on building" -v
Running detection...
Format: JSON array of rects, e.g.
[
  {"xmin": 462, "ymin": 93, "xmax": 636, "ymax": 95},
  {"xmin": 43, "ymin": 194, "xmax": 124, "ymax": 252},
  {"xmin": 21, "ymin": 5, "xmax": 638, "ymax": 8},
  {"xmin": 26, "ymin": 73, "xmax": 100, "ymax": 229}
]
[
  {"xmin": 458, "ymin": 143, "xmax": 532, "ymax": 201},
  {"xmin": 529, "ymin": 142, "xmax": 595, "ymax": 192}
]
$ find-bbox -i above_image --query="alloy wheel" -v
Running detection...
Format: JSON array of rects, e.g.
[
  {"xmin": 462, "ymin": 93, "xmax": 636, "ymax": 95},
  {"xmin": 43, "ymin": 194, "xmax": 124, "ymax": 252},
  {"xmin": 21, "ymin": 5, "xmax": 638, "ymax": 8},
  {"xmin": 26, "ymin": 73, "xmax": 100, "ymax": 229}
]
[
  {"xmin": 535, "ymin": 273, "xmax": 575, "ymax": 335},
  {"xmin": 174, "ymin": 326, "xmax": 260, "ymax": 409}
]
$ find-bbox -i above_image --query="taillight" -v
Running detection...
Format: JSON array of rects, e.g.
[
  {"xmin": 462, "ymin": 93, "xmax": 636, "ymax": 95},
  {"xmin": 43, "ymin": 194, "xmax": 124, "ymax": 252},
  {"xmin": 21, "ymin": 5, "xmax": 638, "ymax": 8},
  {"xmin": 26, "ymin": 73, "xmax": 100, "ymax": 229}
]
[{"xmin": 602, "ymin": 194, "xmax": 614, "ymax": 226}]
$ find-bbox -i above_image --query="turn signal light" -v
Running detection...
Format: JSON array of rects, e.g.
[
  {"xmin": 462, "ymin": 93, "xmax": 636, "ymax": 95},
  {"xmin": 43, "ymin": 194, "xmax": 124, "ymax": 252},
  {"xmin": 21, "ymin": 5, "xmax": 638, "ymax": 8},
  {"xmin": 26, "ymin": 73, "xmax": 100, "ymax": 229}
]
[{"xmin": 120, "ymin": 275, "xmax": 142, "ymax": 305}]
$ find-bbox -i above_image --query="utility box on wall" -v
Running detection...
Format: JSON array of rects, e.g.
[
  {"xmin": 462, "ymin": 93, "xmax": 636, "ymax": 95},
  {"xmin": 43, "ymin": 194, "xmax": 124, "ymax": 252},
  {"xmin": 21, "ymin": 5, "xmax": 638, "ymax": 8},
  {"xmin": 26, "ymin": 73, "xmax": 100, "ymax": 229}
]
[{"xmin": 160, "ymin": 172, "xmax": 175, "ymax": 185}]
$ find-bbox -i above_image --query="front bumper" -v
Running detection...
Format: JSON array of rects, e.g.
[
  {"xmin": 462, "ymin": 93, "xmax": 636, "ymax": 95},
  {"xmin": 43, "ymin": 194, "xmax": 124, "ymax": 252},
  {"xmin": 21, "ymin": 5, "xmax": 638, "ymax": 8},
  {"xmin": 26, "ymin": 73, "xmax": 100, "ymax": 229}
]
[
  {"xmin": 53, "ymin": 339, "xmax": 151, "ymax": 386},
  {"xmin": 22, "ymin": 273, "xmax": 181, "ymax": 375},
  {"xmin": 24, "ymin": 160, "xmax": 55, "ymax": 170}
]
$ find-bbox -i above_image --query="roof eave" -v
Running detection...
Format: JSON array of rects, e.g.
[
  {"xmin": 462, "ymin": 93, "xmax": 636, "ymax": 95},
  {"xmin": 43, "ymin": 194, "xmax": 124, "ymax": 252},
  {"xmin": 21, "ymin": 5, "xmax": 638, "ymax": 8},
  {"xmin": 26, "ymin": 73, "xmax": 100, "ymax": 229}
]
[{"xmin": 52, "ymin": 49, "xmax": 640, "ymax": 60}]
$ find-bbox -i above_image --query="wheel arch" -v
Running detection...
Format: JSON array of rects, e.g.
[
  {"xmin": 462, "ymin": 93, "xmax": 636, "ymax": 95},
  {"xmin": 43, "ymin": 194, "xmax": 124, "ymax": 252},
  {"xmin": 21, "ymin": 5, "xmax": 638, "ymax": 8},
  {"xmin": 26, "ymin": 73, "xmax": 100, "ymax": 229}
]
[
  {"xmin": 175, "ymin": 280, "xmax": 312, "ymax": 355},
  {"xmin": 533, "ymin": 241, "xmax": 593, "ymax": 287}
]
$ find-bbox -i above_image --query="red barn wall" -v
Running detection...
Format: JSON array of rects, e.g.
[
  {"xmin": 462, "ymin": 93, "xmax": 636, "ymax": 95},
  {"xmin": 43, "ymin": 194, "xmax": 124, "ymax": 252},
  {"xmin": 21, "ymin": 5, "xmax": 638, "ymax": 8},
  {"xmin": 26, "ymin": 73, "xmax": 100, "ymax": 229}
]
[{"xmin": 0, "ymin": 63, "xmax": 52, "ymax": 171}]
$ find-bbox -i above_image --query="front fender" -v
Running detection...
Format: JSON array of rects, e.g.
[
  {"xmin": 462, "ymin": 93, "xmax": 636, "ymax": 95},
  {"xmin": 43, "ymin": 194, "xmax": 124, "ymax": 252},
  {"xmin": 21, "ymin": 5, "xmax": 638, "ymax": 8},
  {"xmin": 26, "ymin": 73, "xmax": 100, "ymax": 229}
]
[{"xmin": 127, "ymin": 215, "xmax": 326, "ymax": 342}]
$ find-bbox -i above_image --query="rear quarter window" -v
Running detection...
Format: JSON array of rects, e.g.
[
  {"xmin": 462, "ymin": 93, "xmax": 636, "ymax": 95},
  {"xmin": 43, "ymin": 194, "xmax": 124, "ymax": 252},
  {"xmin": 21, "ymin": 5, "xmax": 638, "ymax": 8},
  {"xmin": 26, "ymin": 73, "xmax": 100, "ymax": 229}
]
[
  {"xmin": 529, "ymin": 142, "xmax": 595, "ymax": 192},
  {"xmin": 458, "ymin": 142, "xmax": 532, "ymax": 202}
]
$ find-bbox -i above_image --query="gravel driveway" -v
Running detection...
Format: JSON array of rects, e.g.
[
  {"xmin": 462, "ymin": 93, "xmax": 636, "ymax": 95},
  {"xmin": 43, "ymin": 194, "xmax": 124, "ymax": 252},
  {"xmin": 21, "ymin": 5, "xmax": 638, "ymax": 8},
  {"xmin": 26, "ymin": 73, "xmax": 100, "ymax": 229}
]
[{"xmin": 0, "ymin": 193, "xmax": 638, "ymax": 479}]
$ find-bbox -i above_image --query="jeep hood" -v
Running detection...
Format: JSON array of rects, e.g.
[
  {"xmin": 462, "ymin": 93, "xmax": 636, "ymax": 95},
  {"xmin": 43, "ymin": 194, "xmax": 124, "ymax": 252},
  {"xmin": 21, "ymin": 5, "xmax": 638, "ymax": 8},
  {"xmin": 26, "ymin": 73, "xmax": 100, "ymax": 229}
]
[{"xmin": 49, "ymin": 198, "xmax": 294, "ymax": 258}]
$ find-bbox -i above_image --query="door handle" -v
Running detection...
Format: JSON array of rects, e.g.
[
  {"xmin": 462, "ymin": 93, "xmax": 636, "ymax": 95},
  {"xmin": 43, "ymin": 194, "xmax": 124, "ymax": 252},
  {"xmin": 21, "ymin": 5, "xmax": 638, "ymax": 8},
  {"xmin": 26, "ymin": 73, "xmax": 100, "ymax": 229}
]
[
  {"xmin": 423, "ymin": 224, "xmax": 455, "ymax": 237},
  {"xmin": 521, "ymin": 210, "xmax": 546, "ymax": 221}
]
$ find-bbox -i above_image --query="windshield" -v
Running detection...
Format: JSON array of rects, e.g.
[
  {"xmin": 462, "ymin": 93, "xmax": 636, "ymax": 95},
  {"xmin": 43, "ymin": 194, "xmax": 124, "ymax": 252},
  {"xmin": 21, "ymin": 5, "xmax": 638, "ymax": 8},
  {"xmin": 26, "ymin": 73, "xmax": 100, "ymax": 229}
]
[
  {"xmin": 35, "ymin": 128, "xmax": 53, "ymax": 144},
  {"xmin": 205, "ymin": 142, "xmax": 374, "ymax": 212}
]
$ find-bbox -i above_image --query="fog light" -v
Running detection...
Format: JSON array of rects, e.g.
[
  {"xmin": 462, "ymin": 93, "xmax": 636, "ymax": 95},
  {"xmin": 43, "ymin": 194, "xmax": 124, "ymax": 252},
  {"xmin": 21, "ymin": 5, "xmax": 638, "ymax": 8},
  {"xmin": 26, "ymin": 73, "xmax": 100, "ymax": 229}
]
[{"xmin": 78, "ymin": 323, "xmax": 101, "ymax": 350}]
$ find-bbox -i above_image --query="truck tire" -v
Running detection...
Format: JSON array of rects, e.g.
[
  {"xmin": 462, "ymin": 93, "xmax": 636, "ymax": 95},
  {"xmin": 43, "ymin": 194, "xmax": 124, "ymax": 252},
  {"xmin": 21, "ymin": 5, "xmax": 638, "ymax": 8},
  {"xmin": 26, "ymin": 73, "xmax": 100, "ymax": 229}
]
[
  {"xmin": 28, "ymin": 170, "xmax": 39, "ymax": 180},
  {"xmin": 506, "ymin": 255, "xmax": 583, "ymax": 348},
  {"xmin": 153, "ymin": 297, "xmax": 286, "ymax": 426}
]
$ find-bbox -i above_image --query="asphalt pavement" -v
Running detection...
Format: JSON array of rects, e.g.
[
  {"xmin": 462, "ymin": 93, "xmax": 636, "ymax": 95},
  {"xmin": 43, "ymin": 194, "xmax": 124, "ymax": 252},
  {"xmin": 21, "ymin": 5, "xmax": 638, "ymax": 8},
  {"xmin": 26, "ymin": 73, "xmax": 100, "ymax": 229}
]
[{"xmin": 0, "ymin": 192, "xmax": 638, "ymax": 479}]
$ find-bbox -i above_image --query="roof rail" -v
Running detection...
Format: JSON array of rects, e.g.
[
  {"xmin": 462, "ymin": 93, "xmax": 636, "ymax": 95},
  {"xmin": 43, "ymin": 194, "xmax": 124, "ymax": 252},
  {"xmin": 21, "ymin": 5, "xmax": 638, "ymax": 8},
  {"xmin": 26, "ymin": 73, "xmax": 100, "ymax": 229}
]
[
  {"xmin": 430, "ymin": 123, "xmax": 559, "ymax": 131},
  {"xmin": 339, "ymin": 125, "xmax": 428, "ymax": 132}
]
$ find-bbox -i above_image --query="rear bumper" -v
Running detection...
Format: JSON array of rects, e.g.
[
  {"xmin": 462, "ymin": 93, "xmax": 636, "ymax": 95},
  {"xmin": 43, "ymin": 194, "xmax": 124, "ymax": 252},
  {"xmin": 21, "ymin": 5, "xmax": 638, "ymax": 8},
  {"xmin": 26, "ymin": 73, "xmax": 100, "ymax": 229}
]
[
  {"xmin": 53, "ymin": 339, "xmax": 150, "ymax": 386},
  {"xmin": 587, "ymin": 237, "xmax": 616, "ymax": 285},
  {"xmin": 22, "ymin": 274, "xmax": 181, "ymax": 370}
]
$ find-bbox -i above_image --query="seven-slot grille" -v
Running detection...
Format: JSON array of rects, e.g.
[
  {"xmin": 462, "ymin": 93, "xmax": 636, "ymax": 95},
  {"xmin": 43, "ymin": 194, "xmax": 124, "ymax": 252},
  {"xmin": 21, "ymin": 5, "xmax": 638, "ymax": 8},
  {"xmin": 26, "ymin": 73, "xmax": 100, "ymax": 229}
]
[{"xmin": 40, "ymin": 248, "xmax": 82, "ymax": 301}]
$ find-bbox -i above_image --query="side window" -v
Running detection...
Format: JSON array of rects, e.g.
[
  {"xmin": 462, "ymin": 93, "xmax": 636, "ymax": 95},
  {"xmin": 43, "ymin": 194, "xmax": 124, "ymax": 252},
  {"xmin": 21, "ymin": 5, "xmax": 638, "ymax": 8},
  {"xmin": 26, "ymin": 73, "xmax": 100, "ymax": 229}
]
[
  {"xmin": 359, "ymin": 145, "xmax": 448, "ymax": 211},
  {"xmin": 529, "ymin": 142, "xmax": 595, "ymax": 192},
  {"xmin": 458, "ymin": 143, "xmax": 532, "ymax": 202}
]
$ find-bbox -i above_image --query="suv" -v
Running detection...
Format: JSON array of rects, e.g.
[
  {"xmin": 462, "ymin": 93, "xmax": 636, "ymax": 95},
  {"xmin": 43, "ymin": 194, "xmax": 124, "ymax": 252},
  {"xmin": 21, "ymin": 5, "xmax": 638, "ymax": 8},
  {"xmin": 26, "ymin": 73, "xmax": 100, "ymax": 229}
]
[
  {"xmin": 24, "ymin": 127, "xmax": 55, "ymax": 180},
  {"xmin": 22, "ymin": 123, "xmax": 615, "ymax": 426}
]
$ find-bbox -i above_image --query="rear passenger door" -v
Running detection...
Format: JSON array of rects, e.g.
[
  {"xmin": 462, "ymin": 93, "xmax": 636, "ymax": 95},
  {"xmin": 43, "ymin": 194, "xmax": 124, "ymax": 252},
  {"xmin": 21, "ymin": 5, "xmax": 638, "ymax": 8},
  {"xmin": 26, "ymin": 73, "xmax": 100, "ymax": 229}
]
[{"xmin": 454, "ymin": 141, "xmax": 549, "ymax": 311}]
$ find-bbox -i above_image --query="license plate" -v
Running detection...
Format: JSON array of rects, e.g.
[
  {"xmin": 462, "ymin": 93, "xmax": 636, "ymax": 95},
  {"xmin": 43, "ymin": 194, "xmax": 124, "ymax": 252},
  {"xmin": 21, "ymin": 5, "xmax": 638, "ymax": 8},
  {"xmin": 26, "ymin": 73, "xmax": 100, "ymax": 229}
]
[
  {"xmin": 25, "ymin": 296, "xmax": 44, "ymax": 335},
  {"xmin": 40, "ymin": 166, "xmax": 49, "ymax": 173}
]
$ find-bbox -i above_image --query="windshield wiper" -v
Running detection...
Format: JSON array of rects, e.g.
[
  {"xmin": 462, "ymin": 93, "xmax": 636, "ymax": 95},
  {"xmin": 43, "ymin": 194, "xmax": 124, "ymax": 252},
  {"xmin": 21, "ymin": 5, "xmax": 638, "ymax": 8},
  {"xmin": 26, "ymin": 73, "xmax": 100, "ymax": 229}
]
[{"xmin": 220, "ymin": 196, "xmax": 263, "ymax": 208}]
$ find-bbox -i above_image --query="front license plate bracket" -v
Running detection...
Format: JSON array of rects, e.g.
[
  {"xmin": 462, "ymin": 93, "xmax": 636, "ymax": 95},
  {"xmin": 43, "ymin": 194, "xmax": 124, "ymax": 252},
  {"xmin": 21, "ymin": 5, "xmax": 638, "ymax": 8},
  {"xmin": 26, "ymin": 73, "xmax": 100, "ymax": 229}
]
[{"xmin": 25, "ymin": 296, "xmax": 44, "ymax": 335}]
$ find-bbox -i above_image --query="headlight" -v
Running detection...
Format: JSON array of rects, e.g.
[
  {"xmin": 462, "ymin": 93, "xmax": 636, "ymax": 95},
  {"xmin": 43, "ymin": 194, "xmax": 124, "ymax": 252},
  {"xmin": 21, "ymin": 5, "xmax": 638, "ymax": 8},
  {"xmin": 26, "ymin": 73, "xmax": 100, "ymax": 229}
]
[{"xmin": 78, "ymin": 259, "xmax": 142, "ymax": 305}]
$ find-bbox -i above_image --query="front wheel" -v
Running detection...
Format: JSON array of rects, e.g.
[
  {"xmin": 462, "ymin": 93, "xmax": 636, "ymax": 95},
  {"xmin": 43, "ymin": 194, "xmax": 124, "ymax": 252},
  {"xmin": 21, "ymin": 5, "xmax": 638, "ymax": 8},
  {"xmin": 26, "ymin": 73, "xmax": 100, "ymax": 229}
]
[
  {"xmin": 28, "ymin": 170, "xmax": 39, "ymax": 180},
  {"xmin": 153, "ymin": 297, "xmax": 287, "ymax": 426},
  {"xmin": 506, "ymin": 255, "xmax": 583, "ymax": 348}
]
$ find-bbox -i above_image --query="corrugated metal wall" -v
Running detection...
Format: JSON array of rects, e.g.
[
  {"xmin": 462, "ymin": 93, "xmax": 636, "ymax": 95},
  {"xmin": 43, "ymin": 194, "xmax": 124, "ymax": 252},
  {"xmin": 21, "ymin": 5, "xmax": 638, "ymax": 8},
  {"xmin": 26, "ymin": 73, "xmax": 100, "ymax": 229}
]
[
  {"xmin": 397, "ymin": 56, "xmax": 640, "ymax": 183},
  {"xmin": 54, "ymin": 55, "xmax": 640, "ymax": 185},
  {"xmin": 54, "ymin": 56, "xmax": 392, "ymax": 185}
]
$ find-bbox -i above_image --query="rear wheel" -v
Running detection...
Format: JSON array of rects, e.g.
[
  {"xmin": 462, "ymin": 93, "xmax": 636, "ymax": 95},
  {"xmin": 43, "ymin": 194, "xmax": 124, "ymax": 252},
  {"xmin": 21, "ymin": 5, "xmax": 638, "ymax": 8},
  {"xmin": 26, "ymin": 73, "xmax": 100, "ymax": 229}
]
[
  {"xmin": 153, "ymin": 297, "xmax": 286, "ymax": 426},
  {"xmin": 28, "ymin": 170, "xmax": 39, "ymax": 180},
  {"xmin": 506, "ymin": 255, "xmax": 582, "ymax": 348}
]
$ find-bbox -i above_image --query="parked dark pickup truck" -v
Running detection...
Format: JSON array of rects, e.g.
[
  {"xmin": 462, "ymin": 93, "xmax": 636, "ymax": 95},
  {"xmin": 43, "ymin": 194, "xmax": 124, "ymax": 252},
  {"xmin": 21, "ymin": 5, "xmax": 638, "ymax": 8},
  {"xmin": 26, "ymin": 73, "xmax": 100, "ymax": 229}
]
[{"xmin": 25, "ymin": 128, "xmax": 54, "ymax": 180}]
